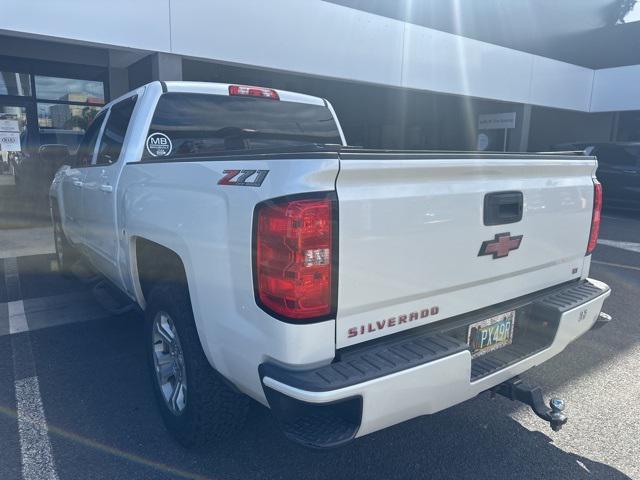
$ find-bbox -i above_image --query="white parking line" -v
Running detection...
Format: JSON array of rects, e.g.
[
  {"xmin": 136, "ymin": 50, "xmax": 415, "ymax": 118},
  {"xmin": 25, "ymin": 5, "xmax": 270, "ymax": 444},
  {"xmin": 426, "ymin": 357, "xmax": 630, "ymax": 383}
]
[
  {"xmin": 4, "ymin": 257, "xmax": 60, "ymax": 480},
  {"xmin": 4, "ymin": 256, "xmax": 20, "ymax": 300},
  {"xmin": 598, "ymin": 238, "xmax": 640, "ymax": 254},
  {"xmin": 0, "ymin": 227, "xmax": 55, "ymax": 260},
  {"xmin": 8, "ymin": 300, "xmax": 29, "ymax": 334},
  {"xmin": 0, "ymin": 291, "xmax": 111, "ymax": 338},
  {"xmin": 15, "ymin": 376, "xmax": 60, "ymax": 480}
]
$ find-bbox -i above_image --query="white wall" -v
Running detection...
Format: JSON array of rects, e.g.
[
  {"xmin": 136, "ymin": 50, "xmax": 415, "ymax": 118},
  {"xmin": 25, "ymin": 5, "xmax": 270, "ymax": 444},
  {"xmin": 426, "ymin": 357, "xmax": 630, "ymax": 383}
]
[
  {"xmin": 171, "ymin": 0, "xmax": 404, "ymax": 87},
  {"xmin": 0, "ymin": 0, "xmax": 633, "ymax": 113},
  {"xmin": 591, "ymin": 65, "xmax": 640, "ymax": 112},
  {"xmin": 171, "ymin": 0, "xmax": 594, "ymax": 111},
  {"xmin": 401, "ymin": 23, "xmax": 533, "ymax": 105},
  {"xmin": 529, "ymin": 57, "xmax": 594, "ymax": 112},
  {"xmin": 0, "ymin": 0, "xmax": 171, "ymax": 52}
]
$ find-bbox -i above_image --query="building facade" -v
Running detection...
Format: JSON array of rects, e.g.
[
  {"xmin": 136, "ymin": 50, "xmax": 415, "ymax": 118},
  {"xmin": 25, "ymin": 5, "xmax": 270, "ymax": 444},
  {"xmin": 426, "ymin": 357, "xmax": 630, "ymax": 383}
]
[{"xmin": 1, "ymin": 0, "xmax": 639, "ymax": 222}]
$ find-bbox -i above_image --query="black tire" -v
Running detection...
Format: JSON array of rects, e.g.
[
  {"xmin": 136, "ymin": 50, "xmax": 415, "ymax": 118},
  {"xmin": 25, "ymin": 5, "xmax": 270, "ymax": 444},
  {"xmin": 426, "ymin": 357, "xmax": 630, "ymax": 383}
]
[
  {"xmin": 145, "ymin": 282, "xmax": 249, "ymax": 448},
  {"xmin": 52, "ymin": 207, "xmax": 79, "ymax": 277}
]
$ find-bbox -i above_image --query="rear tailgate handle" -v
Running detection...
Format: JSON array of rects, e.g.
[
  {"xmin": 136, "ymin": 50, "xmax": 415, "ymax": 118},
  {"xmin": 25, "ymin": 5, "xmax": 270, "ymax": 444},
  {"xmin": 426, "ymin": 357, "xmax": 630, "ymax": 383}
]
[{"xmin": 484, "ymin": 191, "xmax": 523, "ymax": 226}]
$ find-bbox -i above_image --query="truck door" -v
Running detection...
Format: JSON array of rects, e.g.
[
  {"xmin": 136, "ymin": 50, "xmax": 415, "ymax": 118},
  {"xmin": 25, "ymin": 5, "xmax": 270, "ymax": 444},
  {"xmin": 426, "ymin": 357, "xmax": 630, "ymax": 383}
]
[
  {"xmin": 60, "ymin": 111, "xmax": 106, "ymax": 243},
  {"xmin": 82, "ymin": 95, "xmax": 137, "ymax": 284}
]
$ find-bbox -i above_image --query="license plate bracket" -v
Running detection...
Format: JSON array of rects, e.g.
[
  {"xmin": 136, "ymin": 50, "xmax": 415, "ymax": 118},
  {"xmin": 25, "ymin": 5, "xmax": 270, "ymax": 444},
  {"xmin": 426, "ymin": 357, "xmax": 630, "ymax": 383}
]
[{"xmin": 467, "ymin": 310, "xmax": 516, "ymax": 358}]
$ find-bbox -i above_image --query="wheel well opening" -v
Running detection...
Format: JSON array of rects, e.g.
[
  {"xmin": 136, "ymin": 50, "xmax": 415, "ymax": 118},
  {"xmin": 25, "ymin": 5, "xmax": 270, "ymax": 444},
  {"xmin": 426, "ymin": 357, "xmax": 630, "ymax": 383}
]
[{"xmin": 135, "ymin": 238, "xmax": 188, "ymax": 305}]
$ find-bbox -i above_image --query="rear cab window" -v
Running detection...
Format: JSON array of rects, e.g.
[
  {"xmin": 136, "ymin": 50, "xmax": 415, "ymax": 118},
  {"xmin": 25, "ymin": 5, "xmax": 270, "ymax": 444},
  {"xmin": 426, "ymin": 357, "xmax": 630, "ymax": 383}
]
[{"xmin": 142, "ymin": 92, "xmax": 342, "ymax": 160}]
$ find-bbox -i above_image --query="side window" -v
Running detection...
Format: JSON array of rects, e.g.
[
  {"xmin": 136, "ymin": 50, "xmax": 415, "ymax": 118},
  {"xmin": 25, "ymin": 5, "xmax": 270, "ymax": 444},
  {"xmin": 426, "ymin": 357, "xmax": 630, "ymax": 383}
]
[
  {"xmin": 75, "ymin": 111, "xmax": 106, "ymax": 167},
  {"xmin": 94, "ymin": 95, "xmax": 137, "ymax": 166}
]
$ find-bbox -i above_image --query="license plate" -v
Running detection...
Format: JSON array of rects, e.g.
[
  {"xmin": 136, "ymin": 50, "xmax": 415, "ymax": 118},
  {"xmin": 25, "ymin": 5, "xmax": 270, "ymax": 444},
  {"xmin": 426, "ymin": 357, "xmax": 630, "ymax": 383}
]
[{"xmin": 467, "ymin": 310, "xmax": 515, "ymax": 358}]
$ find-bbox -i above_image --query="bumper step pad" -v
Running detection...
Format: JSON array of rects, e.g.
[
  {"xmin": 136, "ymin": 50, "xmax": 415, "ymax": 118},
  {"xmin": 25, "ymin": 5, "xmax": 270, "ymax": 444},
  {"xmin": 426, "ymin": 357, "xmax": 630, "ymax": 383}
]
[
  {"xmin": 261, "ymin": 333, "xmax": 467, "ymax": 393},
  {"xmin": 533, "ymin": 280, "xmax": 606, "ymax": 315}
]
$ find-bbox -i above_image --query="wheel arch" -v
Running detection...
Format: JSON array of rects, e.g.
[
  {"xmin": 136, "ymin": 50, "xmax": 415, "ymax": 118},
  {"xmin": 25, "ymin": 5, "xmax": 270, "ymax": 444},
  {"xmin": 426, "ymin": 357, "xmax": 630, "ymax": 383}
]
[
  {"xmin": 132, "ymin": 235, "xmax": 222, "ymax": 373},
  {"xmin": 132, "ymin": 236, "xmax": 189, "ymax": 310}
]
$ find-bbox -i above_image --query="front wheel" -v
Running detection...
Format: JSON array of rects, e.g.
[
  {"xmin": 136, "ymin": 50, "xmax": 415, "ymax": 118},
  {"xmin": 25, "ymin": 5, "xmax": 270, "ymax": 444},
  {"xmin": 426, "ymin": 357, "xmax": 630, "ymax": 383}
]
[
  {"xmin": 145, "ymin": 283, "xmax": 249, "ymax": 447},
  {"xmin": 52, "ymin": 209, "xmax": 79, "ymax": 277}
]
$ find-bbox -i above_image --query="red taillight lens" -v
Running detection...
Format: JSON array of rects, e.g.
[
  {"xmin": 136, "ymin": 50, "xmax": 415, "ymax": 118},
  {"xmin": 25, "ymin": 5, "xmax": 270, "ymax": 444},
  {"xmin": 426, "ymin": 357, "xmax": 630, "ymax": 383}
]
[
  {"xmin": 229, "ymin": 84, "xmax": 279, "ymax": 100},
  {"xmin": 586, "ymin": 179, "xmax": 602, "ymax": 255},
  {"xmin": 254, "ymin": 195, "xmax": 334, "ymax": 321}
]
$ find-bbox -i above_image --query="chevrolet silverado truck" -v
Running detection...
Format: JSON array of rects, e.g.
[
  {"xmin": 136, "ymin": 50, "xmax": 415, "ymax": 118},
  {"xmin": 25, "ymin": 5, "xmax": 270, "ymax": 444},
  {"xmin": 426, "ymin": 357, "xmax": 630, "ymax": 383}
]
[{"xmin": 49, "ymin": 81, "xmax": 611, "ymax": 448}]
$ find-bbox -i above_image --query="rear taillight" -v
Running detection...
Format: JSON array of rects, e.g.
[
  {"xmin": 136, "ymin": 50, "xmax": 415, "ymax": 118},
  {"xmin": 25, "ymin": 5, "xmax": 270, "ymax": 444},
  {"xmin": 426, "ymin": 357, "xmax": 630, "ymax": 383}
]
[
  {"xmin": 586, "ymin": 179, "xmax": 602, "ymax": 255},
  {"xmin": 254, "ymin": 194, "xmax": 336, "ymax": 321},
  {"xmin": 229, "ymin": 84, "xmax": 279, "ymax": 100}
]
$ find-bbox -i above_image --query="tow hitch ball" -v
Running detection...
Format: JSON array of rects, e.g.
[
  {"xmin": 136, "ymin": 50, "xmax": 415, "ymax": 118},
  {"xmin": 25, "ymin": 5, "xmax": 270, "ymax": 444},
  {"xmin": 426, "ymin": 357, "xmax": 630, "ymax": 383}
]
[{"xmin": 492, "ymin": 376, "xmax": 568, "ymax": 432}]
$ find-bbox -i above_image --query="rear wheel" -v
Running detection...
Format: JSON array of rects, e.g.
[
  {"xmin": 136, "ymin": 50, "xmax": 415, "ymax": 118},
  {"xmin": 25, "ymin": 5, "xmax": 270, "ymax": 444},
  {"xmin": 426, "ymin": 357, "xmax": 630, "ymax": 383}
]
[{"xmin": 145, "ymin": 282, "xmax": 249, "ymax": 447}]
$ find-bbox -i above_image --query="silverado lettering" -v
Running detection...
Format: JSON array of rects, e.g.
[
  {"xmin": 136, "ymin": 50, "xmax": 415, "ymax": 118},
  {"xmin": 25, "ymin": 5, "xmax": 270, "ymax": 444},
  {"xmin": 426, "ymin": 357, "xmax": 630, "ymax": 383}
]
[{"xmin": 348, "ymin": 306, "xmax": 440, "ymax": 338}]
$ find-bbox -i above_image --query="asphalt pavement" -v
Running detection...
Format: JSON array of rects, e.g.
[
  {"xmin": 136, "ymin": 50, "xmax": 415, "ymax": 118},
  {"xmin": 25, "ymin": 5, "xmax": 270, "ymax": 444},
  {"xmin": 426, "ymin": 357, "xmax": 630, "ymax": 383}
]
[{"xmin": 0, "ymin": 211, "xmax": 638, "ymax": 480}]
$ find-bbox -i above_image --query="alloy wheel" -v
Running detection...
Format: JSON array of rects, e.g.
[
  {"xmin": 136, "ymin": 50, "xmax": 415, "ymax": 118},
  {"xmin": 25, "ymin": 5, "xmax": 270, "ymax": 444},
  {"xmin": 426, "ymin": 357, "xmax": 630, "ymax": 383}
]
[{"xmin": 152, "ymin": 311, "xmax": 188, "ymax": 415}]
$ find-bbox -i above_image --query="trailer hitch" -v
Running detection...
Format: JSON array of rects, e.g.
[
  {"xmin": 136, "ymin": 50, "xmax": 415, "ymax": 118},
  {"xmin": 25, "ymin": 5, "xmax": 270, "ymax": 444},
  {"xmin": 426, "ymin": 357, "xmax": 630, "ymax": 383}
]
[
  {"xmin": 492, "ymin": 376, "xmax": 567, "ymax": 432},
  {"xmin": 591, "ymin": 311, "xmax": 612, "ymax": 330}
]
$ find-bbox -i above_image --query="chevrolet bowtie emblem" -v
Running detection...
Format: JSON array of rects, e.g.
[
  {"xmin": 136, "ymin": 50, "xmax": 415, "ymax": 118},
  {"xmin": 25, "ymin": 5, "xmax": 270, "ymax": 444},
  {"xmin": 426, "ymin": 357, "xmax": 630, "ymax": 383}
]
[{"xmin": 478, "ymin": 232, "xmax": 523, "ymax": 259}]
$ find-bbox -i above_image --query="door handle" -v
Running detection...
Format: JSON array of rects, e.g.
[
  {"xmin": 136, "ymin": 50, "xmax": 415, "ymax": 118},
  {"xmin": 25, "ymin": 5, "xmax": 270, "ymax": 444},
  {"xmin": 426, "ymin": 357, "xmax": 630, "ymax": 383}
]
[
  {"xmin": 72, "ymin": 180, "xmax": 83, "ymax": 187},
  {"xmin": 484, "ymin": 191, "xmax": 523, "ymax": 226},
  {"xmin": 99, "ymin": 184, "xmax": 113, "ymax": 193}
]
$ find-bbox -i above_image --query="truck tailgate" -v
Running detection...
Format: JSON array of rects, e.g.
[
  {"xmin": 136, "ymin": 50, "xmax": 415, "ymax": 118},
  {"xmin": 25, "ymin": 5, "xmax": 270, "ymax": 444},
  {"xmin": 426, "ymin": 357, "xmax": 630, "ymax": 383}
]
[{"xmin": 335, "ymin": 153, "xmax": 597, "ymax": 348}]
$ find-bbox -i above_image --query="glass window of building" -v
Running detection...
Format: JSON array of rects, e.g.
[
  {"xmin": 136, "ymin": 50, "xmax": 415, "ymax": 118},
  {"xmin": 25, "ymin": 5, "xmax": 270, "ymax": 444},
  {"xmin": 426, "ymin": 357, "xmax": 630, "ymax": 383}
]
[
  {"xmin": 37, "ymin": 103, "xmax": 102, "ymax": 132},
  {"xmin": 34, "ymin": 76, "xmax": 105, "ymax": 153},
  {"xmin": 34, "ymin": 75, "xmax": 105, "ymax": 104}
]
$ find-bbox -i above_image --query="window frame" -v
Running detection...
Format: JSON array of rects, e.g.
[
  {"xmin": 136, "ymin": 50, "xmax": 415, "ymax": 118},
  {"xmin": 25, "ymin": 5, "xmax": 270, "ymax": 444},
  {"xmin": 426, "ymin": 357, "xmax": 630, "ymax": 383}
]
[
  {"xmin": 74, "ymin": 110, "xmax": 107, "ymax": 168},
  {"xmin": 93, "ymin": 95, "xmax": 138, "ymax": 167}
]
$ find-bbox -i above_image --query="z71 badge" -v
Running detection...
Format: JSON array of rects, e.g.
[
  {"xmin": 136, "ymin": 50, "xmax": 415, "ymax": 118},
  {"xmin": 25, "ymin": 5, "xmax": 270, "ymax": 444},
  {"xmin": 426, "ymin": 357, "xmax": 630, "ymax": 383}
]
[{"xmin": 218, "ymin": 169, "xmax": 269, "ymax": 187}]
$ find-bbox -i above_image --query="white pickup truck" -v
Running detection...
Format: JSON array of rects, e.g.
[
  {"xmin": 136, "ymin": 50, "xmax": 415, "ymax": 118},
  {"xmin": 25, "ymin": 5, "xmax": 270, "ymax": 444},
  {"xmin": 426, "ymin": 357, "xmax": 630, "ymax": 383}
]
[{"xmin": 50, "ymin": 81, "xmax": 611, "ymax": 448}]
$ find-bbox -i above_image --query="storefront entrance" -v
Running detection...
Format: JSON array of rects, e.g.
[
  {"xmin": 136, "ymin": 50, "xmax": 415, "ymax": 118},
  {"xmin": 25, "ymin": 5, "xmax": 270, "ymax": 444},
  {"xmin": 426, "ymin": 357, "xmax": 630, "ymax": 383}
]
[
  {"xmin": 0, "ymin": 67, "xmax": 107, "ymax": 227},
  {"xmin": 0, "ymin": 99, "xmax": 34, "ymax": 227}
]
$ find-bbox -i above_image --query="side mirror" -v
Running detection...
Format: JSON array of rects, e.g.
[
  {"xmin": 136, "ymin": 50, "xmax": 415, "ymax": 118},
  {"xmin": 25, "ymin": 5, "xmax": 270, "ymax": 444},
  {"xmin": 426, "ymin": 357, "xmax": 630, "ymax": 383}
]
[
  {"xmin": 39, "ymin": 143, "xmax": 72, "ymax": 166},
  {"xmin": 39, "ymin": 143, "xmax": 70, "ymax": 158}
]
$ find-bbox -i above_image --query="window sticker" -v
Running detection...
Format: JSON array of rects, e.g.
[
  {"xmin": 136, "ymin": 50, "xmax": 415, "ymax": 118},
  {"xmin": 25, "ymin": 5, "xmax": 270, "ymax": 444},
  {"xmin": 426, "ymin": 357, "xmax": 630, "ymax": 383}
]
[
  {"xmin": 0, "ymin": 132, "xmax": 20, "ymax": 152},
  {"xmin": 0, "ymin": 120, "xmax": 21, "ymax": 152},
  {"xmin": 146, "ymin": 132, "xmax": 172, "ymax": 157}
]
